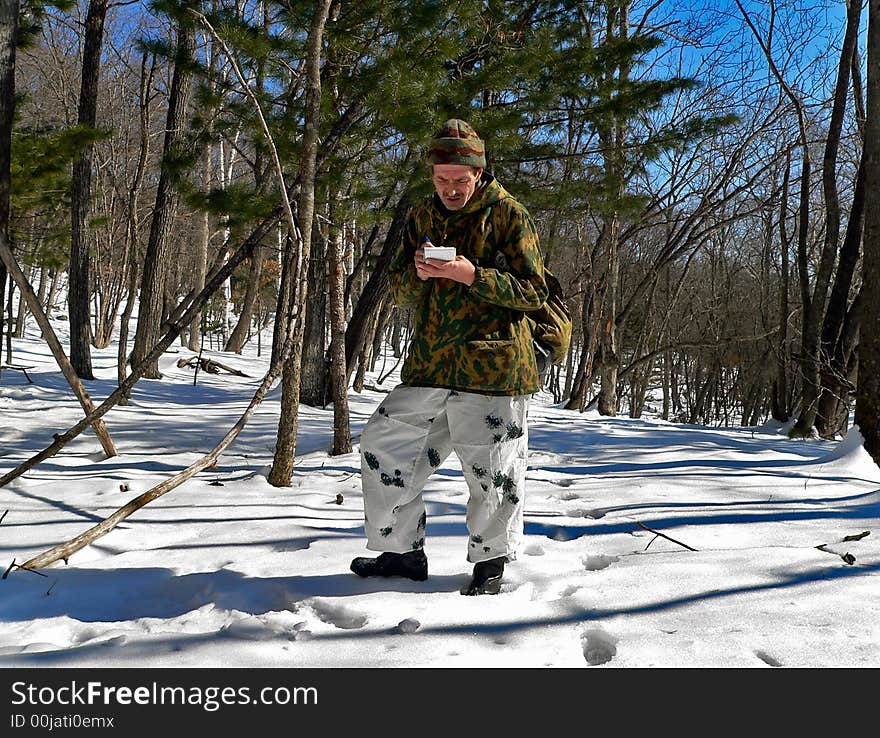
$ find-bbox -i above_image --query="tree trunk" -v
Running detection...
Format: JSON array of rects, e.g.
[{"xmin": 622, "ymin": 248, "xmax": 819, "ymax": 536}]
[
  {"xmin": 44, "ymin": 269, "xmax": 62, "ymax": 317},
  {"xmin": 298, "ymin": 226, "xmax": 327, "ymax": 405},
  {"xmin": 815, "ymin": 0, "xmax": 864, "ymax": 438},
  {"xmin": 855, "ymin": 0, "xmax": 880, "ymax": 465},
  {"xmin": 817, "ymin": 159, "xmax": 867, "ymax": 436},
  {"xmin": 117, "ymin": 52, "xmax": 153, "ymax": 402},
  {"xmin": 268, "ymin": 0, "xmax": 332, "ymax": 487},
  {"xmin": 4, "ymin": 274, "xmax": 11, "ymax": 362},
  {"xmin": 371, "ymin": 297, "xmax": 393, "ymax": 371},
  {"xmin": 596, "ymin": 217, "xmax": 620, "ymax": 416},
  {"xmin": 225, "ymin": 243, "xmax": 264, "ymax": 354},
  {"xmin": 189, "ymin": 147, "xmax": 211, "ymax": 352},
  {"xmin": 352, "ymin": 302, "xmax": 379, "ymax": 393},
  {"xmin": 595, "ymin": 3, "xmax": 628, "ymax": 417},
  {"xmin": 68, "ymin": 0, "xmax": 109, "ymax": 380},
  {"xmin": 131, "ymin": 21, "xmax": 194, "ymax": 379},
  {"xmin": 772, "ymin": 151, "xmax": 792, "ymax": 421},
  {"xmin": 0, "ymin": 1, "xmax": 12, "ymax": 369},
  {"xmin": 344, "ymin": 191, "xmax": 411, "ymax": 381},
  {"xmin": 564, "ymin": 249, "xmax": 598, "ymax": 412},
  {"xmin": 12, "ymin": 261, "xmax": 27, "ymax": 337},
  {"xmin": 790, "ymin": 0, "xmax": 860, "ymax": 436},
  {"xmin": 0, "ymin": 0, "xmax": 115, "ymax": 454},
  {"xmin": 329, "ymin": 213, "xmax": 351, "ymax": 455}
]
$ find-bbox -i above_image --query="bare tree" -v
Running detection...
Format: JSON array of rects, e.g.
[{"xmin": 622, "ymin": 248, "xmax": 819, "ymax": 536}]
[
  {"xmin": 131, "ymin": 19, "xmax": 195, "ymax": 379},
  {"xmin": 0, "ymin": 0, "xmax": 11, "ymax": 369},
  {"xmin": 268, "ymin": 0, "xmax": 333, "ymax": 487},
  {"xmin": 855, "ymin": 0, "xmax": 880, "ymax": 465},
  {"xmin": 0, "ymin": 0, "xmax": 116, "ymax": 457},
  {"xmin": 68, "ymin": 0, "xmax": 110, "ymax": 380}
]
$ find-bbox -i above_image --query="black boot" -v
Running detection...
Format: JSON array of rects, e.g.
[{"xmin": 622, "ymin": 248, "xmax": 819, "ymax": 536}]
[
  {"xmin": 350, "ymin": 549, "xmax": 428, "ymax": 582},
  {"xmin": 462, "ymin": 556, "xmax": 505, "ymax": 596}
]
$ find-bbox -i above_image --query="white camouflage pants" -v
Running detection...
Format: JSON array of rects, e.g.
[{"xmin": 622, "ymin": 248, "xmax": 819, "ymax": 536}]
[{"xmin": 359, "ymin": 385, "xmax": 529, "ymax": 563}]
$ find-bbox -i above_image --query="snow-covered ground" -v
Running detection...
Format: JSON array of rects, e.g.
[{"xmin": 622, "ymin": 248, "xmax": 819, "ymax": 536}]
[{"xmin": 1, "ymin": 317, "xmax": 878, "ymax": 668}]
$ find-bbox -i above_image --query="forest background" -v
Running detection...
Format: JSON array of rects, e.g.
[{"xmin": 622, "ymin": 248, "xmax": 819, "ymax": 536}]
[{"xmin": 1, "ymin": 0, "xmax": 879, "ymax": 530}]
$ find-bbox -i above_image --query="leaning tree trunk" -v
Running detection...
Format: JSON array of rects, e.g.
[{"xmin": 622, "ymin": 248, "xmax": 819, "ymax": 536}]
[
  {"xmin": 68, "ymin": 0, "xmax": 109, "ymax": 380},
  {"xmin": 856, "ymin": 0, "xmax": 880, "ymax": 465},
  {"xmin": 131, "ymin": 21, "xmax": 194, "ymax": 379},
  {"xmin": 0, "ymin": 236, "xmax": 119, "ymax": 457}
]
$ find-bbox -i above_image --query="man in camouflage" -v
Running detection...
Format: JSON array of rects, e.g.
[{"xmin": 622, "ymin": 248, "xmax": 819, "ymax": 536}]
[{"xmin": 351, "ymin": 119, "xmax": 548, "ymax": 595}]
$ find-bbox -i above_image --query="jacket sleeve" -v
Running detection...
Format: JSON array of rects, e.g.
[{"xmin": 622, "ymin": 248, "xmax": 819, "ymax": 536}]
[
  {"xmin": 388, "ymin": 213, "xmax": 429, "ymax": 308},
  {"xmin": 467, "ymin": 203, "xmax": 548, "ymax": 311}
]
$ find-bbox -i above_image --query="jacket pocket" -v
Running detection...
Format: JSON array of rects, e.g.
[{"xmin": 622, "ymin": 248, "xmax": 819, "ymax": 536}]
[{"xmin": 466, "ymin": 337, "xmax": 515, "ymax": 352}]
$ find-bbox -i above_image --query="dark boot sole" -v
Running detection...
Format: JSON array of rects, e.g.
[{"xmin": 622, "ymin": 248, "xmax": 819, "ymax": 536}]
[{"xmin": 350, "ymin": 557, "xmax": 428, "ymax": 582}]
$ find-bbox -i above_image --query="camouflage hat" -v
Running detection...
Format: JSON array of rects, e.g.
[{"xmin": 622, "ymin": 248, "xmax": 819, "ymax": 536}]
[{"xmin": 426, "ymin": 118, "xmax": 486, "ymax": 168}]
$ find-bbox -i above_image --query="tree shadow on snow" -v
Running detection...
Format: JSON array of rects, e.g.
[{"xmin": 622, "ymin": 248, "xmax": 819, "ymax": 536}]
[{"xmin": 0, "ymin": 564, "xmax": 467, "ymax": 625}]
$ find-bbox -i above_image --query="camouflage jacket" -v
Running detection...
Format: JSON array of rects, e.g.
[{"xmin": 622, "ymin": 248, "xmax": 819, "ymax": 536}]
[{"xmin": 389, "ymin": 175, "xmax": 548, "ymax": 396}]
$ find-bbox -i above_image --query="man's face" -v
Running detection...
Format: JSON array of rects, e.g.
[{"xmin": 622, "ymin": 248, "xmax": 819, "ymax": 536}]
[{"xmin": 432, "ymin": 164, "xmax": 483, "ymax": 211}]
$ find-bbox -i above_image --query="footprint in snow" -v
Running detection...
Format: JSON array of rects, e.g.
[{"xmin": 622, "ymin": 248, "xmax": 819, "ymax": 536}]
[
  {"xmin": 523, "ymin": 543, "xmax": 545, "ymax": 556},
  {"xmin": 581, "ymin": 628, "xmax": 618, "ymax": 666},
  {"xmin": 309, "ymin": 600, "xmax": 368, "ymax": 630},
  {"xmin": 754, "ymin": 650, "xmax": 782, "ymax": 667},
  {"xmin": 560, "ymin": 490, "xmax": 582, "ymax": 501},
  {"xmin": 72, "ymin": 628, "xmax": 101, "ymax": 645},
  {"xmin": 569, "ymin": 508, "xmax": 605, "ymax": 519},
  {"xmin": 582, "ymin": 554, "xmax": 618, "ymax": 571}
]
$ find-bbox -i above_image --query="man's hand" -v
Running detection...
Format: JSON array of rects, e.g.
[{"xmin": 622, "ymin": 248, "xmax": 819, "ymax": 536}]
[{"xmin": 414, "ymin": 247, "xmax": 476, "ymax": 286}]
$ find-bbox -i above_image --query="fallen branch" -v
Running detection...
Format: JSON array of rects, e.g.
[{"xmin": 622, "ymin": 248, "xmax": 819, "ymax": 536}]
[
  {"xmin": 815, "ymin": 544, "xmax": 856, "ymax": 565},
  {"xmin": 813, "ymin": 531, "xmax": 869, "ymax": 565},
  {"xmin": 177, "ymin": 356, "xmax": 249, "ymax": 377},
  {"xmin": 0, "ymin": 509, "xmax": 7, "ymax": 525},
  {"xmin": 637, "ymin": 521, "xmax": 699, "ymax": 552}
]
